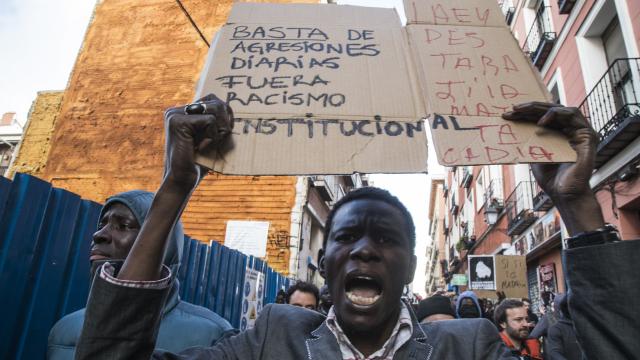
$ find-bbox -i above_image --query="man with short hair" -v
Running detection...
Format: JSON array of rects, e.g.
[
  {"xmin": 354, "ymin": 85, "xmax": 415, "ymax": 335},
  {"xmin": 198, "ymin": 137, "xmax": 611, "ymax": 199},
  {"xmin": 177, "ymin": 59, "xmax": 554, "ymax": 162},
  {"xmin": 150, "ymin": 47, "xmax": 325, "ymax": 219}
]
[
  {"xmin": 76, "ymin": 96, "xmax": 640, "ymax": 359},
  {"xmin": 494, "ymin": 300, "xmax": 542, "ymax": 360},
  {"xmin": 285, "ymin": 282, "xmax": 320, "ymax": 310}
]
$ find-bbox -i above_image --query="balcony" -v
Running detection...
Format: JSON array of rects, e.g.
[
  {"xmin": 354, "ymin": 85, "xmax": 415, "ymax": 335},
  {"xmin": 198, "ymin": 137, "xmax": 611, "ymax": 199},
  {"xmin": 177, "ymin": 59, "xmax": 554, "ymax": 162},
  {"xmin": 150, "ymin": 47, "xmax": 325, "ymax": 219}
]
[
  {"xmin": 483, "ymin": 178, "xmax": 504, "ymax": 210},
  {"xmin": 499, "ymin": 1, "xmax": 515, "ymax": 25},
  {"xmin": 522, "ymin": 6, "xmax": 556, "ymax": 70},
  {"xmin": 558, "ymin": 0, "xmax": 577, "ymax": 15},
  {"xmin": 579, "ymin": 58, "xmax": 640, "ymax": 168},
  {"xmin": 450, "ymin": 203, "xmax": 459, "ymax": 216},
  {"xmin": 505, "ymin": 181, "xmax": 538, "ymax": 236},
  {"xmin": 533, "ymin": 191, "xmax": 553, "ymax": 212},
  {"xmin": 311, "ymin": 177, "xmax": 334, "ymax": 202},
  {"xmin": 461, "ymin": 167, "xmax": 473, "ymax": 189}
]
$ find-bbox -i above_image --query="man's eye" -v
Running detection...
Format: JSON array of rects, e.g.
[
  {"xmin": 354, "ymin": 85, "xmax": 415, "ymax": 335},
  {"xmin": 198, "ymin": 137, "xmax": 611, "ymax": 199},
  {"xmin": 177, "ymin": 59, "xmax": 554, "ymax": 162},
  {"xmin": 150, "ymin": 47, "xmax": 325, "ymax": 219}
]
[
  {"xmin": 336, "ymin": 234, "xmax": 356, "ymax": 242},
  {"xmin": 378, "ymin": 235, "xmax": 396, "ymax": 244}
]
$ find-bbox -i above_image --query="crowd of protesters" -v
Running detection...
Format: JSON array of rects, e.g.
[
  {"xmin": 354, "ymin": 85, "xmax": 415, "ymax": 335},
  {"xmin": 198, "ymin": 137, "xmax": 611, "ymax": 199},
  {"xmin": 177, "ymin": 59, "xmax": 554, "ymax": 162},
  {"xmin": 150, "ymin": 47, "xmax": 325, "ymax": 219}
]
[{"xmin": 409, "ymin": 291, "xmax": 581, "ymax": 360}]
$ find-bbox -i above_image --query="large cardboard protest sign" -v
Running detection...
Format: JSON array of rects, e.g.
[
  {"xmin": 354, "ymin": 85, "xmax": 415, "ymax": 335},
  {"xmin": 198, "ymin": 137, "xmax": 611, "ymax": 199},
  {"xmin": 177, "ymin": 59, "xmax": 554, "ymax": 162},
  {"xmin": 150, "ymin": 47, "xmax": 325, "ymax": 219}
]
[
  {"xmin": 468, "ymin": 255, "xmax": 527, "ymax": 297},
  {"xmin": 404, "ymin": 0, "xmax": 576, "ymax": 166},
  {"xmin": 195, "ymin": 3, "xmax": 427, "ymax": 175}
]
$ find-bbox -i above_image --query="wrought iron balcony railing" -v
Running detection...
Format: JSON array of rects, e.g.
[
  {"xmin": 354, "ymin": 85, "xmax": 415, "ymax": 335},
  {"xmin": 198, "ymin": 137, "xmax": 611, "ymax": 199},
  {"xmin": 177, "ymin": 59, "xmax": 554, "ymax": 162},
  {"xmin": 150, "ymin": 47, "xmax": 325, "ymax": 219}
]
[
  {"xmin": 558, "ymin": 0, "xmax": 577, "ymax": 14},
  {"xmin": 578, "ymin": 58, "xmax": 640, "ymax": 167},
  {"xmin": 499, "ymin": 0, "xmax": 515, "ymax": 25},
  {"xmin": 504, "ymin": 181, "xmax": 538, "ymax": 236},
  {"xmin": 522, "ymin": 6, "xmax": 556, "ymax": 69},
  {"xmin": 483, "ymin": 178, "xmax": 504, "ymax": 209}
]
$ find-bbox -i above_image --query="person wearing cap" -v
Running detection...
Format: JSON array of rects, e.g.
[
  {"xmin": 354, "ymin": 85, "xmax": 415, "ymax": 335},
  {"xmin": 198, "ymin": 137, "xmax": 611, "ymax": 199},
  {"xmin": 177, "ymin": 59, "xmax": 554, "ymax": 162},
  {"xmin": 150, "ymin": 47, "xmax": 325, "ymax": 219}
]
[
  {"xmin": 415, "ymin": 295, "xmax": 456, "ymax": 323},
  {"xmin": 47, "ymin": 190, "xmax": 235, "ymax": 359}
]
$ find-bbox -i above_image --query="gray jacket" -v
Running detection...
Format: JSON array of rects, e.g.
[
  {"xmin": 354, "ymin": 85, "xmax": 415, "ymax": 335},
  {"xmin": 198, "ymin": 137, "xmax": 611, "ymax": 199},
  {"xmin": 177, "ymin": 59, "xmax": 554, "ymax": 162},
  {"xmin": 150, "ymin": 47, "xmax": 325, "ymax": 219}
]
[{"xmin": 77, "ymin": 271, "xmax": 513, "ymax": 359}]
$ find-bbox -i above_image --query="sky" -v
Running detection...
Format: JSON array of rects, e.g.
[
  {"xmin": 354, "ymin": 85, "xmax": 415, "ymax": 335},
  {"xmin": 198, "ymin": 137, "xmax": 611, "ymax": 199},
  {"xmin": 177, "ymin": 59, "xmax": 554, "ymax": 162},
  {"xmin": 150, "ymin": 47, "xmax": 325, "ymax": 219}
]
[{"xmin": 0, "ymin": 0, "xmax": 444, "ymax": 296}]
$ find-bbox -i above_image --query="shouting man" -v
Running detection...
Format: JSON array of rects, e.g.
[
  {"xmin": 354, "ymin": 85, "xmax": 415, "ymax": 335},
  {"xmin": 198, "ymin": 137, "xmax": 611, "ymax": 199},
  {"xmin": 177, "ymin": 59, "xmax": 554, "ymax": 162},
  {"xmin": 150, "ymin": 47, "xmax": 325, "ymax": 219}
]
[{"xmin": 76, "ymin": 96, "xmax": 639, "ymax": 359}]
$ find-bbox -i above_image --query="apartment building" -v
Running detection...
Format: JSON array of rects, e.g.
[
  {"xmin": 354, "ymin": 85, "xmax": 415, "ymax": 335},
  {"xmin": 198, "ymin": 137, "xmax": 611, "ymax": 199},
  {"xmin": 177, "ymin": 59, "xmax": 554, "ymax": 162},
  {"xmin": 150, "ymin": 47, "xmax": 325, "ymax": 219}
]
[
  {"xmin": 439, "ymin": 0, "xmax": 640, "ymax": 311},
  {"xmin": 426, "ymin": 176, "xmax": 445, "ymax": 294}
]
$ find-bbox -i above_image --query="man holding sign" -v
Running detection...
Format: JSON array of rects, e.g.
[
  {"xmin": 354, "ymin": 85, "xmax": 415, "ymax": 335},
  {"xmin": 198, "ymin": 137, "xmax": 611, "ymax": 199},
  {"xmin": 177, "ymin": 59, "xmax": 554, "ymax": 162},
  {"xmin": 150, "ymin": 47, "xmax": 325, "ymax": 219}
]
[{"xmin": 75, "ymin": 94, "xmax": 638, "ymax": 359}]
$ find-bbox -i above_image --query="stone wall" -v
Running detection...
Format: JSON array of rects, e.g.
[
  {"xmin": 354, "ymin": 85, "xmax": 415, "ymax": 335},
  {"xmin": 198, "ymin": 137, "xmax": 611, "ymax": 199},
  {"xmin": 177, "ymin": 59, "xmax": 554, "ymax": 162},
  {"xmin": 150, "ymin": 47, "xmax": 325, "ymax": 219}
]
[{"xmin": 8, "ymin": 91, "xmax": 64, "ymax": 178}]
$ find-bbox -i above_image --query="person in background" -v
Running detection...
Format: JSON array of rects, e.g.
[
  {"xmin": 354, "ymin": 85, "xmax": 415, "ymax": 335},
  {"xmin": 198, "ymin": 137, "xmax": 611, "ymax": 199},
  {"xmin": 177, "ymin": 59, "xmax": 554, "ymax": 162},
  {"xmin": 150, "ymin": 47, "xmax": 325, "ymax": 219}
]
[
  {"xmin": 47, "ymin": 190, "xmax": 235, "ymax": 359},
  {"xmin": 318, "ymin": 284, "xmax": 332, "ymax": 315},
  {"xmin": 495, "ymin": 299, "xmax": 542, "ymax": 360},
  {"xmin": 285, "ymin": 281, "xmax": 319, "ymax": 310},
  {"xmin": 415, "ymin": 295, "xmax": 456, "ymax": 323},
  {"xmin": 275, "ymin": 289, "xmax": 286, "ymax": 304},
  {"xmin": 482, "ymin": 299, "xmax": 496, "ymax": 325},
  {"xmin": 545, "ymin": 294, "xmax": 583, "ymax": 360},
  {"xmin": 530, "ymin": 293, "xmax": 562, "ymax": 341},
  {"xmin": 456, "ymin": 290, "xmax": 482, "ymax": 318},
  {"xmin": 522, "ymin": 298, "xmax": 539, "ymax": 328}
]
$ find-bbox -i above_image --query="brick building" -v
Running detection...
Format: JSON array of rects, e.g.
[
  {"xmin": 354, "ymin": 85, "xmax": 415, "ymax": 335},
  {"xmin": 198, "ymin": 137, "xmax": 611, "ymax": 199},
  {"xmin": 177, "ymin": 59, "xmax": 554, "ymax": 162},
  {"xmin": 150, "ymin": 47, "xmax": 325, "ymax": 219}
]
[
  {"xmin": 4, "ymin": 0, "xmax": 375, "ymax": 277},
  {"xmin": 438, "ymin": 0, "xmax": 640, "ymax": 312}
]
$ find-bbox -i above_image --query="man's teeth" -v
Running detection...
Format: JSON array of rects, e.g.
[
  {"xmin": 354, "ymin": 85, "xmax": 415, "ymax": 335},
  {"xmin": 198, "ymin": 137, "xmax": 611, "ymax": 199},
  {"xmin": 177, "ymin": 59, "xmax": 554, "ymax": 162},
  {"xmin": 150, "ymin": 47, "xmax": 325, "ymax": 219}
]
[{"xmin": 346, "ymin": 291, "xmax": 381, "ymax": 305}]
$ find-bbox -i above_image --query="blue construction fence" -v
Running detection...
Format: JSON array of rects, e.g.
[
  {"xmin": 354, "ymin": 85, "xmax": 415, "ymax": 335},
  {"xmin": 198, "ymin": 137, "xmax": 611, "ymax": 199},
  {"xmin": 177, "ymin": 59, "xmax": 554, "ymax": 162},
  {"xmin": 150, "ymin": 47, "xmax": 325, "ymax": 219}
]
[{"xmin": 0, "ymin": 173, "xmax": 291, "ymax": 360}]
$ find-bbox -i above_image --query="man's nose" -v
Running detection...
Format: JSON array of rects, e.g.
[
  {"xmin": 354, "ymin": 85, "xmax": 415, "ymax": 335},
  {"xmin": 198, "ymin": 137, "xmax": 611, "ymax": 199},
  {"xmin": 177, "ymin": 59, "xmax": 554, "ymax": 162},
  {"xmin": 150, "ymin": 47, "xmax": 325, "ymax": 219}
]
[
  {"xmin": 349, "ymin": 235, "xmax": 381, "ymax": 262},
  {"xmin": 92, "ymin": 226, "xmax": 111, "ymax": 244}
]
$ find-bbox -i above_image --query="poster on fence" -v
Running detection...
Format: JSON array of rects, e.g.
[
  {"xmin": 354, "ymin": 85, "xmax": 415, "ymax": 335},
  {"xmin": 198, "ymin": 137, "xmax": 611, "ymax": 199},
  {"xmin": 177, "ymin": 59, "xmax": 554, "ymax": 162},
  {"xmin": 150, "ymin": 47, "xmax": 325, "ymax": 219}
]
[
  {"xmin": 468, "ymin": 255, "xmax": 496, "ymax": 290},
  {"xmin": 225, "ymin": 220, "xmax": 270, "ymax": 258},
  {"xmin": 240, "ymin": 267, "xmax": 265, "ymax": 331}
]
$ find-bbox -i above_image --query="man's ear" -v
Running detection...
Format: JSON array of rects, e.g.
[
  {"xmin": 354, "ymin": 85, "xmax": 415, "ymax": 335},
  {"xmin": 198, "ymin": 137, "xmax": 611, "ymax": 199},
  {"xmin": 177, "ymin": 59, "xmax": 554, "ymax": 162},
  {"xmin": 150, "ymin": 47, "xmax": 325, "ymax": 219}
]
[
  {"xmin": 318, "ymin": 248, "xmax": 326, "ymax": 279},
  {"xmin": 500, "ymin": 321, "xmax": 507, "ymax": 330},
  {"xmin": 405, "ymin": 254, "xmax": 417, "ymax": 284}
]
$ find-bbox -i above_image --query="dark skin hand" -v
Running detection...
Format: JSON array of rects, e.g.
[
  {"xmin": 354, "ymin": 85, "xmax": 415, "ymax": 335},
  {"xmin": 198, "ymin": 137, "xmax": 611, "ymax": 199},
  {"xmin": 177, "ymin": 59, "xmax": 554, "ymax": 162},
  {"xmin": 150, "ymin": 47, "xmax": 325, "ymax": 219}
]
[
  {"xmin": 118, "ymin": 94, "xmax": 234, "ymax": 281},
  {"xmin": 503, "ymin": 102, "xmax": 605, "ymax": 236}
]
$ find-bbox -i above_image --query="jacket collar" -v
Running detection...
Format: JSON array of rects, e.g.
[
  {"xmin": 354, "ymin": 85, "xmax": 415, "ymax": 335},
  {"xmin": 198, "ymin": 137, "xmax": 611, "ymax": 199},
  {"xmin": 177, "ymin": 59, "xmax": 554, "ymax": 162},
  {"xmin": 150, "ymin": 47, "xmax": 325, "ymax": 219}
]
[{"xmin": 305, "ymin": 300, "xmax": 434, "ymax": 360}]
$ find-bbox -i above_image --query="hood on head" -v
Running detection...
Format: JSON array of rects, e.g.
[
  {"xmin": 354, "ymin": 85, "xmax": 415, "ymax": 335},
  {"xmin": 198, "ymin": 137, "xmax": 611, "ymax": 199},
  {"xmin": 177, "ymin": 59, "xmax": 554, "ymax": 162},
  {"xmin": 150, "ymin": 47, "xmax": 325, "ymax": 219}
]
[
  {"xmin": 99, "ymin": 190, "xmax": 184, "ymax": 273},
  {"xmin": 555, "ymin": 293, "xmax": 570, "ymax": 319},
  {"xmin": 455, "ymin": 290, "xmax": 482, "ymax": 318}
]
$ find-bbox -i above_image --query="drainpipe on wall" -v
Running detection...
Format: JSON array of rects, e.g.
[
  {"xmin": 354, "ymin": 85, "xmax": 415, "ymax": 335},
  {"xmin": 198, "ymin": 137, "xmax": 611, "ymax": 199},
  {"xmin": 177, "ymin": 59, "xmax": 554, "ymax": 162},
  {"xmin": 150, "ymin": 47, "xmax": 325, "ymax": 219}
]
[{"xmin": 288, "ymin": 176, "xmax": 309, "ymax": 277}]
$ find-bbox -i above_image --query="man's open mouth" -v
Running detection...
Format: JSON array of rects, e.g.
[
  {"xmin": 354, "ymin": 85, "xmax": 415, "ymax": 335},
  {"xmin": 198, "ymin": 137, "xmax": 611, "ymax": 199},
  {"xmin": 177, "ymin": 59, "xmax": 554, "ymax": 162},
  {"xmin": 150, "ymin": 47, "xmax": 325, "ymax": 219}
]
[{"xmin": 345, "ymin": 274, "xmax": 383, "ymax": 307}]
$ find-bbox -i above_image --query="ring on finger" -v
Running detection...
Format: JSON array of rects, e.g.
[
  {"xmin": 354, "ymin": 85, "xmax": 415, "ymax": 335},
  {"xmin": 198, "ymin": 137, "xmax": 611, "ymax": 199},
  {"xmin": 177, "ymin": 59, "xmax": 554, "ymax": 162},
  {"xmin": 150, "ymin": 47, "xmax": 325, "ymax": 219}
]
[{"xmin": 184, "ymin": 102, "xmax": 208, "ymax": 115}]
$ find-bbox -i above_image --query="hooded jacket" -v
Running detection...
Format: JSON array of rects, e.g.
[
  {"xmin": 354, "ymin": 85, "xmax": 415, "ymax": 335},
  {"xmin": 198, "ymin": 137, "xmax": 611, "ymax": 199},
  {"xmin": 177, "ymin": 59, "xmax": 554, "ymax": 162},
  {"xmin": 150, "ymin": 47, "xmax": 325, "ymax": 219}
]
[
  {"xmin": 545, "ymin": 294, "xmax": 583, "ymax": 360},
  {"xmin": 456, "ymin": 291, "xmax": 483, "ymax": 318},
  {"xmin": 47, "ymin": 190, "xmax": 235, "ymax": 360}
]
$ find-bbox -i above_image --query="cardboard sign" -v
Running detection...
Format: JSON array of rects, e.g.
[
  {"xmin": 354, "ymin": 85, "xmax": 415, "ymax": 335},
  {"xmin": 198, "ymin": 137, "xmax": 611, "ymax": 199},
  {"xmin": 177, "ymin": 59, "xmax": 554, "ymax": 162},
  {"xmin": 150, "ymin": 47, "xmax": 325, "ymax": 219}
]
[
  {"xmin": 495, "ymin": 255, "xmax": 528, "ymax": 299},
  {"xmin": 468, "ymin": 255, "xmax": 496, "ymax": 290},
  {"xmin": 404, "ymin": 0, "xmax": 576, "ymax": 166},
  {"xmin": 195, "ymin": 3, "xmax": 427, "ymax": 175},
  {"xmin": 404, "ymin": 0, "xmax": 506, "ymax": 27}
]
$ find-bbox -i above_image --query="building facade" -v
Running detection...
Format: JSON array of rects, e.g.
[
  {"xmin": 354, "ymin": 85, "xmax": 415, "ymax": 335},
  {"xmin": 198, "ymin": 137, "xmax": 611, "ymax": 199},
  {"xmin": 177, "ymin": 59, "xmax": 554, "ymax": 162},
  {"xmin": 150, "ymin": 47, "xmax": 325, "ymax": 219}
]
[
  {"xmin": 292, "ymin": 175, "xmax": 369, "ymax": 287},
  {"xmin": 426, "ymin": 176, "xmax": 445, "ymax": 294},
  {"xmin": 0, "ymin": 112, "xmax": 24, "ymax": 177},
  {"xmin": 438, "ymin": 0, "xmax": 640, "ymax": 311}
]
